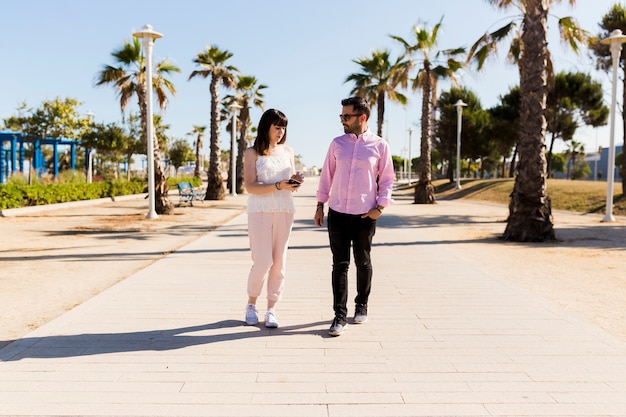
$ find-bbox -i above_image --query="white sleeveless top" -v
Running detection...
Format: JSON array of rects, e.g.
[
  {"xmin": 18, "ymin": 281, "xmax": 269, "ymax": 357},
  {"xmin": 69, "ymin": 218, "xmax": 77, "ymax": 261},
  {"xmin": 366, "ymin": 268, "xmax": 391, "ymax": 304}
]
[{"xmin": 247, "ymin": 146, "xmax": 296, "ymax": 213}]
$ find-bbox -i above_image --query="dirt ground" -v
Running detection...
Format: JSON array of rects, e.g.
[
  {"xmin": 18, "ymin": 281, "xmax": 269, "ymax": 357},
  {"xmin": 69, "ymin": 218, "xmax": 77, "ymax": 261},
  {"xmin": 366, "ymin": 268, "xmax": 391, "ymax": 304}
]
[
  {"xmin": 0, "ymin": 193, "xmax": 247, "ymax": 348},
  {"xmin": 1, "ymin": 185, "xmax": 626, "ymax": 349}
]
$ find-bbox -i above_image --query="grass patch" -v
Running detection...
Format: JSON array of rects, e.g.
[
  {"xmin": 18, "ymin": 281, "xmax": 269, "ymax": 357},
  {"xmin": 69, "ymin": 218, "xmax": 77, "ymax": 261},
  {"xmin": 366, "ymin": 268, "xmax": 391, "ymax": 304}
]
[{"xmin": 419, "ymin": 178, "xmax": 626, "ymax": 216}]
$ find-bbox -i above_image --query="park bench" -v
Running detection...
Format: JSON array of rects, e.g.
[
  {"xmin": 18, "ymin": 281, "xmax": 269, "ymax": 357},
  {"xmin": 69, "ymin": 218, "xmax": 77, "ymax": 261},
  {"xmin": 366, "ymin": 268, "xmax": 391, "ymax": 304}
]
[{"xmin": 176, "ymin": 181, "xmax": 205, "ymax": 207}]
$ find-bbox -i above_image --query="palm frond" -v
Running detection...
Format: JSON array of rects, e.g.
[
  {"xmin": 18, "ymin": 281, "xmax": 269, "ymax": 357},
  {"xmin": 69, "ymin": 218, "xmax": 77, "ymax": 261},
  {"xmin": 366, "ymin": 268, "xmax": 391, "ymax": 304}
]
[
  {"xmin": 156, "ymin": 59, "xmax": 181, "ymax": 75},
  {"xmin": 490, "ymin": 22, "xmax": 517, "ymax": 42},
  {"xmin": 95, "ymin": 66, "xmax": 127, "ymax": 85},
  {"xmin": 111, "ymin": 38, "xmax": 142, "ymax": 66},
  {"xmin": 558, "ymin": 16, "xmax": 588, "ymax": 54},
  {"xmin": 389, "ymin": 35, "xmax": 410, "ymax": 50},
  {"xmin": 429, "ymin": 17, "xmax": 444, "ymax": 45},
  {"xmin": 445, "ymin": 59, "xmax": 464, "ymax": 73},
  {"xmin": 467, "ymin": 33, "xmax": 490, "ymax": 63},
  {"xmin": 442, "ymin": 47, "xmax": 466, "ymax": 57},
  {"xmin": 508, "ymin": 37, "xmax": 521, "ymax": 63},
  {"xmin": 160, "ymin": 78, "xmax": 177, "ymax": 95},
  {"xmin": 188, "ymin": 69, "xmax": 210, "ymax": 80}
]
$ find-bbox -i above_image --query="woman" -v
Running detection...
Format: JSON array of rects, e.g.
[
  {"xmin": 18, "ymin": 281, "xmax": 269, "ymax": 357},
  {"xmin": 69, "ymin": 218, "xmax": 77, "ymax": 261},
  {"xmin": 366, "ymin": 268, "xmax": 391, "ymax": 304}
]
[{"xmin": 243, "ymin": 109, "xmax": 303, "ymax": 328}]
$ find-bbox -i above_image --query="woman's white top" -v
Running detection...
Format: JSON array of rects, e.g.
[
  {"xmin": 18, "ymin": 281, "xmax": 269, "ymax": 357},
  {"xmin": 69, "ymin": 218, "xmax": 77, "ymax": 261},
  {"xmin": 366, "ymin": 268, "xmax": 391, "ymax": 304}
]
[{"xmin": 247, "ymin": 146, "xmax": 295, "ymax": 213}]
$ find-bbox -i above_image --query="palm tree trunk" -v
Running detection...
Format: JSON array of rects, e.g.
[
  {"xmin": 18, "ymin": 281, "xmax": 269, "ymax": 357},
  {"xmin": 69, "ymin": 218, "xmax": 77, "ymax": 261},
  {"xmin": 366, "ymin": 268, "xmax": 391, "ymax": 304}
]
[
  {"xmin": 151, "ymin": 136, "xmax": 173, "ymax": 214},
  {"xmin": 376, "ymin": 93, "xmax": 385, "ymax": 138},
  {"xmin": 503, "ymin": 0, "xmax": 554, "ymax": 242},
  {"xmin": 194, "ymin": 135, "xmax": 202, "ymax": 179},
  {"xmin": 126, "ymin": 151, "xmax": 132, "ymax": 181},
  {"xmin": 414, "ymin": 67, "xmax": 436, "ymax": 204},
  {"xmin": 138, "ymin": 88, "xmax": 173, "ymax": 215},
  {"xmin": 205, "ymin": 75, "xmax": 225, "ymax": 200},
  {"xmin": 236, "ymin": 105, "xmax": 249, "ymax": 194}
]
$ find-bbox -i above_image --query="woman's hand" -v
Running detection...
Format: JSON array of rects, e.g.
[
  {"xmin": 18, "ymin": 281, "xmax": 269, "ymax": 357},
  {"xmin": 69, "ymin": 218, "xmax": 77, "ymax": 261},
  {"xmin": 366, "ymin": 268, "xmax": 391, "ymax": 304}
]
[{"xmin": 276, "ymin": 179, "xmax": 300, "ymax": 191}]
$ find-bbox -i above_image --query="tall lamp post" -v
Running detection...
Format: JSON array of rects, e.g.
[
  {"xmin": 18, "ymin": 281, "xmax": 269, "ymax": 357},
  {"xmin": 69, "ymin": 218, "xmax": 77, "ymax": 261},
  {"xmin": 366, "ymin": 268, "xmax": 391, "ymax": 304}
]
[
  {"xmin": 85, "ymin": 110, "xmax": 94, "ymax": 184},
  {"xmin": 600, "ymin": 29, "xmax": 626, "ymax": 222},
  {"xmin": 407, "ymin": 127, "xmax": 413, "ymax": 183},
  {"xmin": 133, "ymin": 24, "xmax": 162, "ymax": 220},
  {"xmin": 453, "ymin": 99, "xmax": 467, "ymax": 190},
  {"xmin": 229, "ymin": 103, "xmax": 242, "ymax": 196}
]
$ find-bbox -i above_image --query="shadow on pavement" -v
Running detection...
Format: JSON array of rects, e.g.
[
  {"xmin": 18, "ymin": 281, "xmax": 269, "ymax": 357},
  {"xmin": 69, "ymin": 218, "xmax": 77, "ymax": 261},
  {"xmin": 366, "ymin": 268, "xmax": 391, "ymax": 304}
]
[{"xmin": 0, "ymin": 320, "xmax": 330, "ymax": 361}]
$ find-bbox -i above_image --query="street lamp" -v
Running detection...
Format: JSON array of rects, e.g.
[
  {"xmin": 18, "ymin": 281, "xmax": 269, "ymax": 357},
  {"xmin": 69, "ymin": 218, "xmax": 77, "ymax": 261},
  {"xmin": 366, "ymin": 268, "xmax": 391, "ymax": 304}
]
[
  {"xmin": 229, "ymin": 103, "xmax": 242, "ymax": 196},
  {"xmin": 133, "ymin": 24, "xmax": 162, "ymax": 220},
  {"xmin": 453, "ymin": 99, "xmax": 467, "ymax": 190},
  {"xmin": 600, "ymin": 29, "xmax": 626, "ymax": 222},
  {"xmin": 407, "ymin": 127, "xmax": 413, "ymax": 183},
  {"xmin": 85, "ymin": 110, "xmax": 94, "ymax": 184}
]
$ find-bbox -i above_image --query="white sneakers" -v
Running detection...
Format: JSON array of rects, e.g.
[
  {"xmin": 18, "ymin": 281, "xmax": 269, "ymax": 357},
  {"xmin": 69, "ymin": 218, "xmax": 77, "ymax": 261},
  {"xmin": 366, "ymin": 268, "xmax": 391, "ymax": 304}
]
[
  {"xmin": 245, "ymin": 304, "xmax": 259, "ymax": 325},
  {"xmin": 264, "ymin": 309, "xmax": 279, "ymax": 328},
  {"xmin": 245, "ymin": 304, "xmax": 279, "ymax": 328}
]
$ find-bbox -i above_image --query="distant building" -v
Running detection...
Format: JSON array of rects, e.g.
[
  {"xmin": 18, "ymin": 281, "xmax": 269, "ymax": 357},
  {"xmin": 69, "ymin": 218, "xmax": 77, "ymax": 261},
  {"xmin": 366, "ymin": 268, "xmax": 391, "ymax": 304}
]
[{"xmin": 584, "ymin": 144, "xmax": 623, "ymax": 181}]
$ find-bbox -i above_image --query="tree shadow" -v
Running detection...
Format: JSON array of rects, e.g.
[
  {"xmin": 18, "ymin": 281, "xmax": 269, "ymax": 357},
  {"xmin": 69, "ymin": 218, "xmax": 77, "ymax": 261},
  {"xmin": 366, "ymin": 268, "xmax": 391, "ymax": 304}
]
[{"xmin": 374, "ymin": 208, "xmax": 626, "ymax": 250}]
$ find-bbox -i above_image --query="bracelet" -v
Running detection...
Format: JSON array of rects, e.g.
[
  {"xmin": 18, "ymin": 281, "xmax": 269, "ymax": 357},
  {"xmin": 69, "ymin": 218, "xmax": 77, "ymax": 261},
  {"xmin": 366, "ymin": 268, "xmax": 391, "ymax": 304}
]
[
  {"xmin": 374, "ymin": 207, "xmax": 383, "ymax": 214},
  {"xmin": 316, "ymin": 206, "xmax": 324, "ymax": 211},
  {"xmin": 275, "ymin": 182, "xmax": 281, "ymax": 190}
]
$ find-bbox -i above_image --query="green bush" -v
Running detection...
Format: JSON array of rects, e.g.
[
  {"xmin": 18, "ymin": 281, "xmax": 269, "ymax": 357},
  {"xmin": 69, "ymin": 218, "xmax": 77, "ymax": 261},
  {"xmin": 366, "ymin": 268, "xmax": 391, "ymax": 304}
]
[
  {"xmin": 0, "ymin": 179, "xmax": 146, "ymax": 210},
  {"xmin": 0, "ymin": 184, "xmax": 25, "ymax": 209},
  {"xmin": 167, "ymin": 175, "xmax": 202, "ymax": 188},
  {"xmin": 58, "ymin": 169, "xmax": 86, "ymax": 184}
]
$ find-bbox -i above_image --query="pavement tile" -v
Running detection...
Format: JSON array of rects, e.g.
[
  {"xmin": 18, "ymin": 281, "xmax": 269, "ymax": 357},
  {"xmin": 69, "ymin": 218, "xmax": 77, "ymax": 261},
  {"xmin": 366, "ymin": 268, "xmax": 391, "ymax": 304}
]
[{"xmin": 1, "ymin": 181, "xmax": 626, "ymax": 416}]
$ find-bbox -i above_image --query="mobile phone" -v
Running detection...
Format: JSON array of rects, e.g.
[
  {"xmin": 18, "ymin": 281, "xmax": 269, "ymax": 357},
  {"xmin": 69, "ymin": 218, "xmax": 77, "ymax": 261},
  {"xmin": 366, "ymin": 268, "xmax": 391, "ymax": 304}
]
[{"xmin": 288, "ymin": 178, "xmax": 301, "ymax": 185}]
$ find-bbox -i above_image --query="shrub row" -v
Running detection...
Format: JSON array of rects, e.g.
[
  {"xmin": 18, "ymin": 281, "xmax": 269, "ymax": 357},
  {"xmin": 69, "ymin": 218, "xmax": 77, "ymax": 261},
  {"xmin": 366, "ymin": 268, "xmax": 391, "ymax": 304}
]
[
  {"xmin": 0, "ymin": 180, "xmax": 146, "ymax": 209},
  {"xmin": 167, "ymin": 176, "xmax": 202, "ymax": 188},
  {"xmin": 0, "ymin": 175, "xmax": 203, "ymax": 209}
]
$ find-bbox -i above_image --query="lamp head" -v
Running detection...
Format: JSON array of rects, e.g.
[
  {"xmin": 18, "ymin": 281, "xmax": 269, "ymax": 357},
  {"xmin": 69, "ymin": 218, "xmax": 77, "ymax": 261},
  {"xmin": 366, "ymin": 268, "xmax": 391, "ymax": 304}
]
[
  {"xmin": 454, "ymin": 99, "xmax": 467, "ymax": 108},
  {"xmin": 132, "ymin": 24, "xmax": 163, "ymax": 40},
  {"xmin": 600, "ymin": 29, "xmax": 626, "ymax": 46}
]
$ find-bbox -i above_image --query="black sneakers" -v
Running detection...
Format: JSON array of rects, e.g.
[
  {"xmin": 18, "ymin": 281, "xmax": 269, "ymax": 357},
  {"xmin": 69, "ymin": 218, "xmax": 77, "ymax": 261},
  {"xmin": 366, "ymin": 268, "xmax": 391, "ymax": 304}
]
[
  {"xmin": 354, "ymin": 304, "xmax": 368, "ymax": 324},
  {"xmin": 329, "ymin": 305, "xmax": 368, "ymax": 336},
  {"xmin": 328, "ymin": 317, "xmax": 348, "ymax": 336}
]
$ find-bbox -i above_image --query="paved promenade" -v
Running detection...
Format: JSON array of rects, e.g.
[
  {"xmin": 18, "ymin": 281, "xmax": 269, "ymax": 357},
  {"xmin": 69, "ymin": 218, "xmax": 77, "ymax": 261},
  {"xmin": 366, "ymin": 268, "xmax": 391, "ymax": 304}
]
[{"xmin": 1, "ymin": 182, "xmax": 626, "ymax": 416}]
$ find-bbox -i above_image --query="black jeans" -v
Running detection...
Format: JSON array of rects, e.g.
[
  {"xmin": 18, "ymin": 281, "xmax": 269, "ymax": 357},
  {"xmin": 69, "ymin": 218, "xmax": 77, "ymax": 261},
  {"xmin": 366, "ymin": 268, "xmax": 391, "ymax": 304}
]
[{"xmin": 327, "ymin": 208, "xmax": 377, "ymax": 320}]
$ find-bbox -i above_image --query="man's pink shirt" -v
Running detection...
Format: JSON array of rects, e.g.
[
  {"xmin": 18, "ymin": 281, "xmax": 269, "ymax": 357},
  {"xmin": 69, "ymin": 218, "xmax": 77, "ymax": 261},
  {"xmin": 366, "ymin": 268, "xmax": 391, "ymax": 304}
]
[{"xmin": 316, "ymin": 130, "xmax": 394, "ymax": 215}]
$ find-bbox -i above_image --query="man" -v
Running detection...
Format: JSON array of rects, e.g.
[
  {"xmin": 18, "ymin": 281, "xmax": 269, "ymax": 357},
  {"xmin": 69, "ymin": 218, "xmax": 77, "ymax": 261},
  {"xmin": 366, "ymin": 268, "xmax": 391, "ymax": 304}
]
[{"xmin": 313, "ymin": 96, "xmax": 394, "ymax": 337}]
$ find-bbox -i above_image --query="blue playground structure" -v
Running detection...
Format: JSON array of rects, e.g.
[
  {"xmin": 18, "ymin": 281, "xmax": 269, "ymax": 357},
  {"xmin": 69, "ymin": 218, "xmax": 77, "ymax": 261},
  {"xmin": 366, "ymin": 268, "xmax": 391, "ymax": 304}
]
[{"xmin": 0, "ymin": 131, "xmax": 86, "ymax": 184}]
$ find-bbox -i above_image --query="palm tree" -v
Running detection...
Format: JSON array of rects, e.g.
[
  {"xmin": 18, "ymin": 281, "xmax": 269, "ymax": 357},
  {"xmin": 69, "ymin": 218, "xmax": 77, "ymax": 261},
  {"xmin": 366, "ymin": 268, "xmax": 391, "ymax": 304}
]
[
  {"xmin": 589, "ymin": 3, "xmax": 626, "ymax": 193},
  {"xmin": 225, "ymin": 75, "xmax": 267, "ymax": 194},
  {"xmin": 95, "ymin": 37, "xmax": 179, "ymax": 214},
  {"xmin": 344, "ymin": 49, "xmax": 412, "ymax": 137},
  {"xmin": 189, "ymin": 45, "xmax": 239, "ymax": 200},
  {"xmin": 188, "ymin": 125, "xmax": 206, "ymax": 179},
  {"xmin": 468, "ymin": 0, "xmax": 587, "ymax": 242},
  {"xmin": 391, "ymin": 16, "xmax": 465, "ymax": 204},
  {"xmin": 564, "ymin": 139, "xmax": 586, "ymax": 179}
]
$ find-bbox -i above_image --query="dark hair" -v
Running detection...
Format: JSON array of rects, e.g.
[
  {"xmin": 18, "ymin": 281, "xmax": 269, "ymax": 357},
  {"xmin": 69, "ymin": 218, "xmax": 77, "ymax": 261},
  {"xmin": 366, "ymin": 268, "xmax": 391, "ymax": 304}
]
[
  {"xmin": 253, "ymin": 109, "xmax": 288, "ymax": 155},
  {"xmin": 341, "ymin": 96, "xmax": 370, "ymax": 120}
]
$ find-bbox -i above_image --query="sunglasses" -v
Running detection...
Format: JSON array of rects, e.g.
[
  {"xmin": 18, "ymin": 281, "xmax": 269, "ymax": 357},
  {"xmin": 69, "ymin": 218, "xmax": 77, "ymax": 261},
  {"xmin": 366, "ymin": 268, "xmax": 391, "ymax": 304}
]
[{"xmin": 339, "ymin": 114, "xmax": 362, "ymax": 122}]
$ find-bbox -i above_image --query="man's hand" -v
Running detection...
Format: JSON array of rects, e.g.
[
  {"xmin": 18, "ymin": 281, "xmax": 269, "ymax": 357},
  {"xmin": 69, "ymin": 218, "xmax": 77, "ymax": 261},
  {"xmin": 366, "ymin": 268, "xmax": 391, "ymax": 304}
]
[
  {"xmin": 314, "ymin": 204, "xmax": 324, "ymax": 227},
  {"xmin": 361, "ymin": 206, "xmax": 383, "ymax": 219}
]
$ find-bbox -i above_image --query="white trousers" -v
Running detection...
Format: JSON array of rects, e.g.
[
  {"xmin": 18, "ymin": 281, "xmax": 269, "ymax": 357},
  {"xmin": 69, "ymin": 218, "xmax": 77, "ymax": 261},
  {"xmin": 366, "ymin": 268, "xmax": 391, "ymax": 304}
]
[{"xmin": 247, "ymin": 211, "xmax": 295, "ymax": 302}]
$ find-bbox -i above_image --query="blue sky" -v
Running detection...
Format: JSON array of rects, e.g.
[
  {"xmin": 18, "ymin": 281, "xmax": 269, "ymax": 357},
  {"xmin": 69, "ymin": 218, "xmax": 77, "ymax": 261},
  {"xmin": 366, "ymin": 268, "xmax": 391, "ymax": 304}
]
[{"xmin": 0, "ymin": 0, "xmax": 621, "ymax": 168}]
